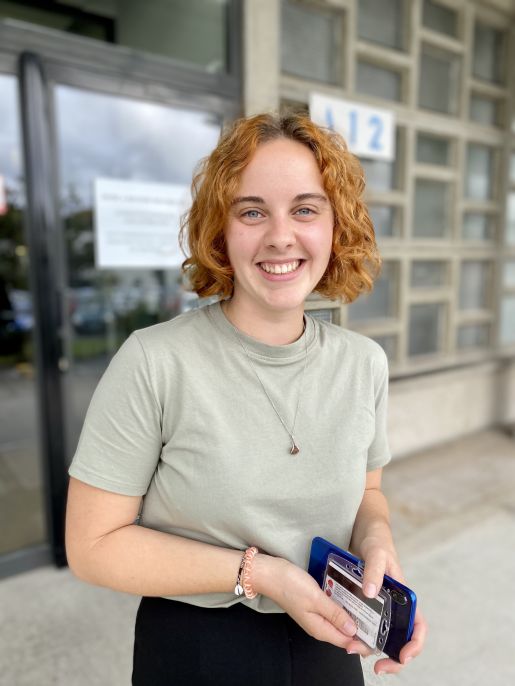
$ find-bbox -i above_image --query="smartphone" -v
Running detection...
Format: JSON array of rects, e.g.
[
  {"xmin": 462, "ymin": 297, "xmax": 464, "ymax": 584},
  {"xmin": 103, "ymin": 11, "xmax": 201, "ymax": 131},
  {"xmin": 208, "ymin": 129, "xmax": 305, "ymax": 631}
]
[{"xmin": 308, "ymin": 536, "xmax": 416, "ymax": 663}]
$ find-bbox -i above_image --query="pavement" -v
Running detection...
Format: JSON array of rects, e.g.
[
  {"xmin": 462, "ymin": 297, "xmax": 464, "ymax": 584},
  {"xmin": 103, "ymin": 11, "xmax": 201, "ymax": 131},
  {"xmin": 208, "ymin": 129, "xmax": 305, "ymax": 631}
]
[{"xmin": 0, "ymin": 427, "xmax": 514, "ymax": 686}]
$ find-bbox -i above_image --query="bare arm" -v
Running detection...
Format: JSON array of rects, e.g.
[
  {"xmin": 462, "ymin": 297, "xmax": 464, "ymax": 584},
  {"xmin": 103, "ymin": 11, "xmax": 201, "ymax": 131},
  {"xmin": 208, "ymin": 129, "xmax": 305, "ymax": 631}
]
[
  {"xmin": 66, "ymin": 477, "xmax": 360, "ymax": 650},
  {"xmin": 65, "ymin": 477, "xmax": 254, "ymax": 596}
]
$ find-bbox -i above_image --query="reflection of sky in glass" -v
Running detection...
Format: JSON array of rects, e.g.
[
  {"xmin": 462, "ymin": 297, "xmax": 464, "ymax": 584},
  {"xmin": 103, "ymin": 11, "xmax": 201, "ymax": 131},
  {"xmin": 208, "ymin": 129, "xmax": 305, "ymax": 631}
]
[
  {"xmin": 0, "ymin": 75, "xmax": 23, "ymax": 195},
  {"xmin": 56, "ymin": 86, "xmax": 221, "ymax": 208}
]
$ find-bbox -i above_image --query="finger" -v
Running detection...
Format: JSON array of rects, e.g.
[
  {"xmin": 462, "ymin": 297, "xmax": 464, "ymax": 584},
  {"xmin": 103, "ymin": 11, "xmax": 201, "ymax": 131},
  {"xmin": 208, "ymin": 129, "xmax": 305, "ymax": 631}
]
[
  {"xmin": 307, "ymin": 613, "xmax": 354, "ymax": 650},
  {"xmin": 345, "ymin": 638, "xmax": 375, "ymax": 658},
  {"xmin": 374, "ymin": 657, "xmax": 404, "ymax": 675},
  {"xmin": 399, "ymin": 609, "xmax": 428, "ymax": 662},
  {"xmin": 362, "ymin": 548, "xmax": 387, "ymax": 598},
  {"xmin": 318, "ymin": 594, "xmax": 357, "ymax": 637}
]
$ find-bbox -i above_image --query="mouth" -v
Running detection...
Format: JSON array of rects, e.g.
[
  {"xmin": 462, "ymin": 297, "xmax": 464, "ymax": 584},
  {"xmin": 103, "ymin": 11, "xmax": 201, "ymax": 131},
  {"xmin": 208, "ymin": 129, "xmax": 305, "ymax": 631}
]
[{"xmin": 257, "ymin": 259, "xmax": 305, "ymax": 275}]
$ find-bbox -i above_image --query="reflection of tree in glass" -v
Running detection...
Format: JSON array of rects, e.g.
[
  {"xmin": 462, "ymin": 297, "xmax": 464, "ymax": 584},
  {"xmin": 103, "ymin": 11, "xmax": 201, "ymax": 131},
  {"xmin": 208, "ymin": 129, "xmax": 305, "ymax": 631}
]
[{"xmin": 0, "ymin": 185, "xmax": 26, "ymax": 289}]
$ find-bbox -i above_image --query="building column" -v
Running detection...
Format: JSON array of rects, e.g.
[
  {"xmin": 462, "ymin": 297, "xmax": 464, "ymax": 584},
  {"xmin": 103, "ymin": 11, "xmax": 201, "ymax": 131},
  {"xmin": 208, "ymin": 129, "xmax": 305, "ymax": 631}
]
[{"xmin": 243, "ymin": 0, "xmax": 280, "ymax": 115}]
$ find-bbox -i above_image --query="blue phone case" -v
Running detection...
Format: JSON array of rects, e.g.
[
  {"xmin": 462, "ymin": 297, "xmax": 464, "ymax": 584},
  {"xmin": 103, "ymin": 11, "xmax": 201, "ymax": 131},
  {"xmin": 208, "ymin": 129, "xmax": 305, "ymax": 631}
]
[{"xmin": 308, "ymin": 536, "xmax": 416, "ymax": 662}]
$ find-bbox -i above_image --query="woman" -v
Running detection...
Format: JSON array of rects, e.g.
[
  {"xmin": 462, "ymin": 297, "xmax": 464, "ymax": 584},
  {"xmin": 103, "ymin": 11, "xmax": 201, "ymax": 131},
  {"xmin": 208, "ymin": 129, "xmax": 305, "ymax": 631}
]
[{"xmin": 65, "ymin": 112, "xmax": 426, "ymax": 685}]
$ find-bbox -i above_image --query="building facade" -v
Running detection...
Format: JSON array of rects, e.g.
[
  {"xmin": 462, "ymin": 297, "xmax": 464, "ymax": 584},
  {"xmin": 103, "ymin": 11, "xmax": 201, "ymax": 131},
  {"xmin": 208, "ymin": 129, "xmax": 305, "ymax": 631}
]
[{"xmin": 0, "ymin": 0, "xmax": 514, "ymax": 577}]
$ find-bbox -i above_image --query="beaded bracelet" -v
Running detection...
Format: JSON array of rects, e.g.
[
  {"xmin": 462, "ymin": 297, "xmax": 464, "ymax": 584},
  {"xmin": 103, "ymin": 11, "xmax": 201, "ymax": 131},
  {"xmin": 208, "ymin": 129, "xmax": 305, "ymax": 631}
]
[{"xmin": 234, "ymin": 546, "xmax": 259, "ymax": 599}]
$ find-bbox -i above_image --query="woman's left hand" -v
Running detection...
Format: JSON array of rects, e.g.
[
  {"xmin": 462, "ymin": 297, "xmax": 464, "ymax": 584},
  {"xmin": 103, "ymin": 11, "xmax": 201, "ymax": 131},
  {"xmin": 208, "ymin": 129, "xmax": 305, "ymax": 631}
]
[{"xmin": 343, "ymin": 538, "xmax": 428, "ymax": 674}]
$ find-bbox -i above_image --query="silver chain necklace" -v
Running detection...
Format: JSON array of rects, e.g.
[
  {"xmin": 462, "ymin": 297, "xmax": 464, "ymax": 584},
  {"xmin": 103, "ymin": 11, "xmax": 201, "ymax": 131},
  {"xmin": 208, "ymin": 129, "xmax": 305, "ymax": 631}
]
[{"xmin": 228, "ymin": 313, "xmax": 309, "ymax": 455}]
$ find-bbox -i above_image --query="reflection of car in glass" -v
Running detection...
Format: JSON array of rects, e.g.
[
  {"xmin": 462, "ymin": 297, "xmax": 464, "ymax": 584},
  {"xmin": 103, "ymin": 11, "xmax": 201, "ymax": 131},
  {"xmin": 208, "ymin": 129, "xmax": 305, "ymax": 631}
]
[
  {"xmin": 0, "ymin": 286, "xmax": 32, "ymax": 356},
  {"xmin": 70, "ymin": 288, "xmax": 113, "ymax": 335}
]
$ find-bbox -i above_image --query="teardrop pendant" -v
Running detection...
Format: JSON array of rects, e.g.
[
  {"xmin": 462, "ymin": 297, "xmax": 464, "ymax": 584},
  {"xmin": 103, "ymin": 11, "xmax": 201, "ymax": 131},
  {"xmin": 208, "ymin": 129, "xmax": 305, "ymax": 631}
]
[{"xmin": 290, "ymin": 439, "xmax": 300, "ymax": 455}]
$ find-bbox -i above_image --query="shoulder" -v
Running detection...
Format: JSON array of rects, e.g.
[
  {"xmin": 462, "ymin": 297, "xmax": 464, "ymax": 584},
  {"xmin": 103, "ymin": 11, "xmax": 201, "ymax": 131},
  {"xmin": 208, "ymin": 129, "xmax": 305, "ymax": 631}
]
[
  {"xmin": 129, "ymin": 305, "xmax": 211, "ymax": 357},
  {"xmin": 314, "ymin": 317, "xmax": 387, "ymax": 367}
]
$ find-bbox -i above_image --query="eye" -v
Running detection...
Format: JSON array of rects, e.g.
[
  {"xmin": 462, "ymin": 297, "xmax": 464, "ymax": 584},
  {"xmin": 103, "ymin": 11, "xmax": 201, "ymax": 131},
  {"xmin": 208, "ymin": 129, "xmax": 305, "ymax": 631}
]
[
  {"xmin": 241, "ymin": 209, "xmax": 263, "ymax": 219},
  {"xmin": 295, "ymin": 207, "xmax": 316, "ymax": 216}
]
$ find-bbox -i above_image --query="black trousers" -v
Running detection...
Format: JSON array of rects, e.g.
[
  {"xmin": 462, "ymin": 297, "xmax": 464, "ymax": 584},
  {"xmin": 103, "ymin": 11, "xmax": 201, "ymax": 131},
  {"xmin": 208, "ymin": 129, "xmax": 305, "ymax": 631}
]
[{"xmin": 132, "ymin": 596, "xmax": 364, "ymax": 686}]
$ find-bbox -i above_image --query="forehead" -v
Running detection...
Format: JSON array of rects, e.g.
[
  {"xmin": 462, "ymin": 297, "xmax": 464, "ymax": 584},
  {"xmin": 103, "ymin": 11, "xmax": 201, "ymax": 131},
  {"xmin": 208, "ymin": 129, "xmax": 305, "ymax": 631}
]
[{"xmin": 236, "ymin": 138, "xmax": 323, "ymax": 189}]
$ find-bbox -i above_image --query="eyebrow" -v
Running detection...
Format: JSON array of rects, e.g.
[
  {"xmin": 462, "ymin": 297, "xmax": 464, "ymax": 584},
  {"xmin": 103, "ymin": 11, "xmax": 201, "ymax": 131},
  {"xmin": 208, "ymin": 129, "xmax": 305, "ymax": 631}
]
[{"xmin": 231, "ymin": 193, "xmax": 328, "ymax": 206}]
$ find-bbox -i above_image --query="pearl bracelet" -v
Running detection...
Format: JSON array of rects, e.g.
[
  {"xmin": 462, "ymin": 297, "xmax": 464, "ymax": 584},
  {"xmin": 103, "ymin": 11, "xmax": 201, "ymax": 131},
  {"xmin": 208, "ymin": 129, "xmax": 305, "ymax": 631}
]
[{"xmin": 234, "ymin": 546, "xmax": 259, "ymax": 599}]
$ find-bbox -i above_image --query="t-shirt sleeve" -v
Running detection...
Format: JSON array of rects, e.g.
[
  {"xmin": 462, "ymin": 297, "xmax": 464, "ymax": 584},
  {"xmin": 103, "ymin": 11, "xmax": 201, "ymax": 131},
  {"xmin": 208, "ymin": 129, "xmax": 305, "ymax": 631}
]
[
  {"xmin": 68, "ymin": 332, "xmax": 162, "ymax": 495},
  {"xmin": 367, "ymin": 347, "xmax": 392, "ymax": 471}
]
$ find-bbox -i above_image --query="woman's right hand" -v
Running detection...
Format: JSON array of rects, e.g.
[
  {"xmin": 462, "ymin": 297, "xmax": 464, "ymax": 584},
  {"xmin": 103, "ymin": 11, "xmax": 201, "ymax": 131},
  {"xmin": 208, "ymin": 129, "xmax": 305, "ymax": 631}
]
[{"xmin": 251, "ymin": 553, "xmax": 372, "ymax": 654}]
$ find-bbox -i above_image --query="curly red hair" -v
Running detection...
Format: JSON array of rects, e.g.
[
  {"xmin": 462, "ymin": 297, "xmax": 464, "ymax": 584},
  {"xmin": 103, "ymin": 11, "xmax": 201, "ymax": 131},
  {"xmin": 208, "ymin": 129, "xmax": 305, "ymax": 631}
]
[{"xmin": 179, "ymin": 112, "xmax": 381, "ymax": 302}]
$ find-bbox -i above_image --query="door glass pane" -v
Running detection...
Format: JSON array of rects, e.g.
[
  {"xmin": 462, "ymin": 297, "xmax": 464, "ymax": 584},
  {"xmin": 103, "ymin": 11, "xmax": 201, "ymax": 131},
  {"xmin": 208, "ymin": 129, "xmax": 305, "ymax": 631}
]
[
  {"xmin": 358, "ymin": 0, "xmax": 405, "ymax": 50},
  {"xmin": 503, "ymin": 261, "xmax": 515, "ymax": 288},
  {"xmin": 55, "ymin": 86, "xmax": 221, "ymax": 459},
  {"xmin": 465, "ymin": 144, "xmax": 494, "ymax": 200},
  {"xmin": 348, "ymin": 262, "xmax": 398, "ymax": 322},
  {"xmin": 462, "ymin": 213, "xmax": 494, "ymax": 241},
  {"xmin": 0, "ymin": 0, "xmax": 230, "ymax": 73},
  {"xmin": 281, "ymin": 0, "xmax": 342, "ymax": 84},
  {"xmin": 411, "ymin": 261, "xmax": 447, "ymax": 288},
  {"xmin": 0, "ymin": 75, "xmax": 46, "ymax": 555},
  {"xmin": 356, "ymin": 61, "xmax": 402, "ymax": 102},
  {"xmin": 457, "ymin": 324, "xmax": 489, "ymax": 349},
  {"xmin": 413, "ymin": 179, "xmax": 449, "ymax": 238},
  {"xmin": 422, "ymin": 0, "xmax": 458, "ymax": 37},
  {"xmin": 409, "ymin": 303, "xmax": 444, "ymax": 356},
  {"xmin": 416, "ymin": 133, "xmax": 450, "ymax": 166},
  {"xmin": 419, "ymin": 45, "xmax": 460, "ymax": 115},
  {"xmin": 500, "ymin": 296, "xmax": 515, "ymax": 345},
  {"xmin": 459, "ymin": 261, "xmax": 489, "ymax": 310},
  {"xmin": 473, "ymin": 23, "xmax": 505, "ymax": 84}
]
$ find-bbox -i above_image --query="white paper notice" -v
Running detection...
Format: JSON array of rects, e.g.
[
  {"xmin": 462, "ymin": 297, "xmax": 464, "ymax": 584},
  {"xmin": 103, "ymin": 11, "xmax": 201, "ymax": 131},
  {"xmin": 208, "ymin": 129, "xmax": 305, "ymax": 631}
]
[{"xmin": 94, "ymin": 178, "xmax": 191, "ymax": 268}]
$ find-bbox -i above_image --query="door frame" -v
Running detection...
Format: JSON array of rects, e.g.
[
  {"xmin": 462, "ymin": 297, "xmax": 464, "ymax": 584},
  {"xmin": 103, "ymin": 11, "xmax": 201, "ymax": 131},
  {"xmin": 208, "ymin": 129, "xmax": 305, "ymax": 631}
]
[{"xmin": 0, "ymin": 10, "xmax": 242, "ymax": 576}]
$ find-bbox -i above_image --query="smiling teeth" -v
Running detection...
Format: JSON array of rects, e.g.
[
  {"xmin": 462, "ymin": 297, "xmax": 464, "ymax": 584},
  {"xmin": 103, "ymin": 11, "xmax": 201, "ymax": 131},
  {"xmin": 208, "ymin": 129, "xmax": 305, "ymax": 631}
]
[{"xmin": 260, "ymin": 260, "xmax": 301, "ymax": 274}]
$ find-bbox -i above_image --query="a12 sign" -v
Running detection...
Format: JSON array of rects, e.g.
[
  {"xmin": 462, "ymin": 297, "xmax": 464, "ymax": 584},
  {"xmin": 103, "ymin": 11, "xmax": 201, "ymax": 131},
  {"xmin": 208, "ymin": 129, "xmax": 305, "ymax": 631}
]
[{"xmin": 309, "ymin": 92, "xmax": 395, "ymax": 161}]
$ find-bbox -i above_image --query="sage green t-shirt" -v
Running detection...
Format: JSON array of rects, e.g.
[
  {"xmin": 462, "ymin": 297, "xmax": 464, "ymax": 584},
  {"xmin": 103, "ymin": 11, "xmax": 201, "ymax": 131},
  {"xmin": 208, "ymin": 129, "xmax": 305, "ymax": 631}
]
[{"xmin": 69, "ymin": 300, "xmax": 391, "ymax": 613}]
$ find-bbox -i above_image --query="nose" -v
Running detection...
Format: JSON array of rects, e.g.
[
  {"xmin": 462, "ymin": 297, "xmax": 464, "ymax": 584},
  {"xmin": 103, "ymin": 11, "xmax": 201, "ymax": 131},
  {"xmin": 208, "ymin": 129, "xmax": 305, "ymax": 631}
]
[{"xmin": 264, "ymin": 215, "xmax": 296, "ymax": 250}]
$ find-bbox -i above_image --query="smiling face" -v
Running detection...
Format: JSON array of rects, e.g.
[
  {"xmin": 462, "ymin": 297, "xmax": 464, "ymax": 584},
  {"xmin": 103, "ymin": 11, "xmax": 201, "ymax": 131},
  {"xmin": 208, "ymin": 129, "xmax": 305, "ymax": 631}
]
[{"xmin": 224, "ymin": 138, "xmax": 334, "ymax": 319}]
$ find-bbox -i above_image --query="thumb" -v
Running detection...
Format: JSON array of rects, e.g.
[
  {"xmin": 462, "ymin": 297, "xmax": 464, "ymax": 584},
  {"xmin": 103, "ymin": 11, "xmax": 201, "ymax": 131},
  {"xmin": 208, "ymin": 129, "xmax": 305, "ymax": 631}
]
[{"xmin": 362, "ymin": 548, "xmax": 387, "ymax": 599}]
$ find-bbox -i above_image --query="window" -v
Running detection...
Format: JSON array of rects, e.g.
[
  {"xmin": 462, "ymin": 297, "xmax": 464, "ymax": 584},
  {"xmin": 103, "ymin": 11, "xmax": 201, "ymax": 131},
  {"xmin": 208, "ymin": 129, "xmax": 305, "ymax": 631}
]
[
  {"xmin": 473, "ymin": 22, "xmax": 506, "ymax": 84},
  {"xmin": 510, "ymin": 153, "xmax": 515, "ymax": 184},
  {"xmin": 507, "ymin": 194, "xmax": 515, "ymax": 245},
  {"xmin": 411, "ymin": 261, "xmax": 447, "ymax": 288},
  {"xmin": 369, "ymin": 205, "xmax": 399, "ymax": 238},
  {"xmin": 416, "ymin": 133, "xmax": 451, "ymax": 166},
  {"xmin": 459, "ymin": 261, "xmax": 490, "ymax": 310},
  {"xmin": 362, "ymin": 130, "xmax": 402, "ymax": 192},
  {"xmin": 358, "ymin": 0, "xmax": 405, "ymax": 50},
  {"xmin": 465, "ymin": 144, "xmax": 495, "ymax": 201},
  {"xmin": 503, "ymin": 261, "xmax": 515, "ymax": 288},
  {"xmin": 500, "ymin": 297, "xmax": 515, "ymax": 345},
  {"xmin": 281, "ymin": 0, "xmax": 343, "ymax": 84},
  {"xmin": 470, "ymin": 95, "xmax": 501, "ymax": 127},
  {"xmin": 409, "ymin": 303, "xmax": 445, "ymax": 356},
  {"xmin": 413, "ymin": 179, "xmax": 450, "ymax": 238},
  {"xmin": 356, "ymin": 61, "xmax": 403, "ymax": 102},
  {"xmin": 462, "ymin": 213, "xmax": 495, "ymax": 241},
  {"xmin": 422, "ymin": 0, "xmax": 458, "ymax": 38},
  {"xmin": 371, "ymin": 334, "xmax": 397, "ymax": 361},
  {"xmin": 457, "ymin": 324, "xmax": 489, "ymax": 349},
  {"xmin": 348, "ymin": 262, "xmax": 398, "ymax": 322},
  {"xmin": 419, "ymin": 45, "xmax": 460, "ymax": 115}
]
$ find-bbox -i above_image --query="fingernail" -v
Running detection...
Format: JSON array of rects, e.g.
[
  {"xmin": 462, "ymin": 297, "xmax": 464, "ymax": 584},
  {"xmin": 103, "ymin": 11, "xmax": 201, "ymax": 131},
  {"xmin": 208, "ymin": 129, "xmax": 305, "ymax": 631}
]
[
  {"xmin": 364, "ymin": 583, "xmax": 377, "ymax": 598},
  {"xmin": 343, "ymin": 620, "xmax": 356, "ymax": 635},
  {"xmin": 346, "ymin": 650, "xmax": 356, "ymax": 655}
]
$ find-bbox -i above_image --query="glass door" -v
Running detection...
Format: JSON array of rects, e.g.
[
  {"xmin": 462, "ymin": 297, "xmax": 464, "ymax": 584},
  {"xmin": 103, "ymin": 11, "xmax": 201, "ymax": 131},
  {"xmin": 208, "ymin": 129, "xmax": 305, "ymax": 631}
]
[
  {"xmin": 53, "ymin": 85, "xmax": 221, "ymax": 460},
  {"xmin": 0, "ymin": 73, "xmax": 46, "ymax": 558}
]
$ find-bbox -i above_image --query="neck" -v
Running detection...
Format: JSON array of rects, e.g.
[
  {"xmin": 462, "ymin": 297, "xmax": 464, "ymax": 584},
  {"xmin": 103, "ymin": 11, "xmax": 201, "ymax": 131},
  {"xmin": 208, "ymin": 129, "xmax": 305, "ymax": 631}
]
[{"xmin": 221, "ymin": 298, "xmax": 305, "ymax": 345}]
